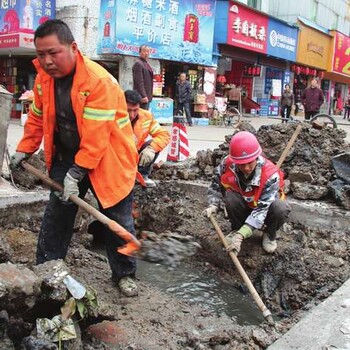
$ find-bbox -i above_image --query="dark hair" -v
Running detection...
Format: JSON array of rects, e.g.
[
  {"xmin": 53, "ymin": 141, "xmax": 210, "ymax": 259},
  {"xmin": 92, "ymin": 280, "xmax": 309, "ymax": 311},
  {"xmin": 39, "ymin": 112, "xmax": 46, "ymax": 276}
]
[
  {"xmin": 34, "ymin": 19, "xmax": 75, "ymax": 45},
  {"xmin": 284, "ymin": 84, "xmax": 290, "ymax": 88},
  {"xmin": 125, "ymin": 90, "xmax": 142, "ymax": 105},
  {"xmin": 139, "ymin": 44, "xmax": 148, "ymax": 53}
]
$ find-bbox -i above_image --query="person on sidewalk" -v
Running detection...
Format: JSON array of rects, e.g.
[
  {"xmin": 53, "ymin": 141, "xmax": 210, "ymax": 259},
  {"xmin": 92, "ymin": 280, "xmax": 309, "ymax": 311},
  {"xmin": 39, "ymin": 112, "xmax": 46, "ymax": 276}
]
[
  {"xmin": 9, "ymin": 19, "xmax": 139, "ymax": 297},
  {"xmin": 176, "ymin": 72, "xmax": 193, "ymax": 126},
  {"xmin": 202, "ymin": 131, "xmax": 289, "ymax": 254},
  {"xmin": 301, "ymin": 78, "xmax": 324, "ymax": 121},
  {"xmin": 280, "ymin": 84, "xmax": 294, "ymax": 123},
  {"xmin": 132, "ymin": 45, "xmax": 153, "ymax": 110},
  {"xmin": 125, "ymin": 90, "xmax": 170, "ymax": 187},
  {"xmin": 344, "ymin": 96, "xmax": 350, "ymax": 120}
]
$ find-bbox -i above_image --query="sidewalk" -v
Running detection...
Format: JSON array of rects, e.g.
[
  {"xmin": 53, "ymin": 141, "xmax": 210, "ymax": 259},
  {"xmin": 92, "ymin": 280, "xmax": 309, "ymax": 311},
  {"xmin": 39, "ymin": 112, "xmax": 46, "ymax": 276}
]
[{"xmin": 4, "ymin": 114, "xmax": 350, "ymax": 173}]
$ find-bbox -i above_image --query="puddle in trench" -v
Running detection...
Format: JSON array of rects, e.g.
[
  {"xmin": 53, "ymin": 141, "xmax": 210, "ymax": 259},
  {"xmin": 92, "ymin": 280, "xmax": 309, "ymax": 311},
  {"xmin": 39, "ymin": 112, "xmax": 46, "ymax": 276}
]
[
  {"xmin": 137, "ymin": 259, "xmax": 264, "ymax": 326},
  {"xmin": 92, "ymin": 243, "xmax": 263, "ymax": 325}
]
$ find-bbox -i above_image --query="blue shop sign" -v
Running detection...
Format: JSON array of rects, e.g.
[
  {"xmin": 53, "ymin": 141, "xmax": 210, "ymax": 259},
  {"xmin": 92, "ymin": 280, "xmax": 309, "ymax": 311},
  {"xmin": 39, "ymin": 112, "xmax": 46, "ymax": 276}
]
[
  {"xmin": 267, "ymin": 18, "xmax": 298, "ymax": 62},
  {"xmin": 98, "ymin": 0, "xmax": 216, "ymax": 66}
]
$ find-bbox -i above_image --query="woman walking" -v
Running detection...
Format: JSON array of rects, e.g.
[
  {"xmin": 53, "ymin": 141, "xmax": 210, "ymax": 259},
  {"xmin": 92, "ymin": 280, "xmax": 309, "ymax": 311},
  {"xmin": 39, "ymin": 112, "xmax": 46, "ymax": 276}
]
[{"xmin": 280, "ymin": 84, "xmax": 294, "ymax": 123}]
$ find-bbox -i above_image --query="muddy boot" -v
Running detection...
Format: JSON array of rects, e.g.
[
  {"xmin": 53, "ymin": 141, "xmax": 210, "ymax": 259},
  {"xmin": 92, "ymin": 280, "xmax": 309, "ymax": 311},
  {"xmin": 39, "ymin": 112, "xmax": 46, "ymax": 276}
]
[
  {"xmin": 118, "ymin": 276, "xmax": 138, "ymax": 297},
  {"xmin": 262, "ymin": 232, "xmax": 277, "ymax": 253}
]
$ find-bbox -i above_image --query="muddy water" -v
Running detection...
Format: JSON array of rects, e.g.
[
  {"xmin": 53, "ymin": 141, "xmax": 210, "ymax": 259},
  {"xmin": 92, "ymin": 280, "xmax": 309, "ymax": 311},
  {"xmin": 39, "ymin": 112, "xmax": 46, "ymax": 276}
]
[{"xmin": 137, "ymin": 259, "xmax": 264, "ymax": 325}]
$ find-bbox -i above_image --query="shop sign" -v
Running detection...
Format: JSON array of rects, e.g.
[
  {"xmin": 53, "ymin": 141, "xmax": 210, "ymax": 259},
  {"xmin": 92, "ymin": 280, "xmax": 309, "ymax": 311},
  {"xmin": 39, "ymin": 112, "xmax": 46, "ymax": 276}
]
[
  {"xmin": 332, "ymin": 32, "xmax": 350, "ymax": 76},
  {"xmin": 296, "ymin": 20, "xmax": 331, "ymax": 70},
  {"xmin": 264, "ymin": 67, "xmax": 283, "ymax": 95},
  {"xmin": 243, "ymin": 64, "xmax": 262, "ymax": 77},
  {"xmin": 267, "ymin": 18, "xmax": 297, "ymax": 61},
  {"xmin": 227, "ymin": 1, "xmax": 268, "ymax": 54},
  {"xmin": 0, "ymin": 33, "xmax": 19, "ymax": 48},
  {"xmin": 0, "ymin": 0, "xmax": 55, "ymax": 49},
  {"xmin": 98, "ymin": 0, "xmax": 216, "ymax": 66}
]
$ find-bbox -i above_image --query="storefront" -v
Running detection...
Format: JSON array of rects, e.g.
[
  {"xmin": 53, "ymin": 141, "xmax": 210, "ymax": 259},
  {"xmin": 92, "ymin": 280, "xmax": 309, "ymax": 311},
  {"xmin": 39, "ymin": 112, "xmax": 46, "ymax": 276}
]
[
  {"xmin": 325, "ymin": 31, "xmax": 350, "ymax": 115},
  {"xmin": 294, "ymin": 17, "xmax": 333, "ymax": 113},
  {"xmin": 97, "ymin": 0, "xmax": 216, "ymax": 123},
  {"xmin": 214, "ymin": 1, "xmax": 298, "ymax": 115},
  {"xmin": 0, "ymin": 0, "xmax": 55, "ymax": 119}
]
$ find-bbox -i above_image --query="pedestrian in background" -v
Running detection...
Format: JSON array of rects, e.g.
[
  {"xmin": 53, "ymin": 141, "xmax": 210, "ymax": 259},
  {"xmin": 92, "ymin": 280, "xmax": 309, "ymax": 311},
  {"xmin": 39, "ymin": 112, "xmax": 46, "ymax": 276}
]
[
  {"xmin": 176, "ymin": 72, "xmax": 193, "ymax": 126},
  {"xmin": 132, "ymin": 45, "xmax": 154, "ymax": 110},
  {"xmin": 280, "ymin": 84, "xmax": 294, "ymax": 123},
  {"xmin": 301, "ymin": 78, "xmax": 324, "ymax": 120},
  {"xmin": 344, "ymin": 96, "xmax": 350, "ymax": 120},
  {"xmin": 10, "ymin": 19, "xmax": 140, "ymax": 297}
]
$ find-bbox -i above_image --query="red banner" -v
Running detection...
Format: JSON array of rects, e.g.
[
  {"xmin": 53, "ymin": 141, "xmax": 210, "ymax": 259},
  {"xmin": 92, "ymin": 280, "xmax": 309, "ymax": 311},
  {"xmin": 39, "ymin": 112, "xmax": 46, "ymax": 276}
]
[
  {"xmin": 333, "ymin": 32, "xmax": 350, "ymax": 76},
  {"xmin": 0, "ymin": 33, "xmax": 19, "ymax": 48},
  {"xmin": 227, "ymin": 1, "xmax": 268, "ymax": 54}
]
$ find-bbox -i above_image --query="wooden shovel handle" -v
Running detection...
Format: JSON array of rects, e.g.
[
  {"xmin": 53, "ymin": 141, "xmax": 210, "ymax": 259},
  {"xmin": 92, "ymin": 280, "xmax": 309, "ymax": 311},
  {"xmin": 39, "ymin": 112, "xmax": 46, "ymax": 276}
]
[{"xmin": 21, "ymin": 161, "xmax": 141, "ymax": 250}]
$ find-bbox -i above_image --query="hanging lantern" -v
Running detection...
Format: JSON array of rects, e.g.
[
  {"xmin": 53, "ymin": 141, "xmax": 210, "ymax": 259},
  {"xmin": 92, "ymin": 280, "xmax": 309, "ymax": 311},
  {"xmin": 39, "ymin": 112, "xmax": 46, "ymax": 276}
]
[
  {"xmin": 305, "ymin": 67, "xmax": 310, "ymax": 75},
  {"xmin": 183, "ymin": 14, "xmax": 199, "ymax": 43},
  {"xmin": 291, "ymin": 65, "xmax": 296, "ymax": 72},
  {"xmin": 294, "ymin": 78, "xmax": 297, "ymax": 84},
  {"xmin": 217, "ymin": 75, "xmax": 226, "ymax": 83},
  {"xmin": 318, "ymin": 71, "xmax": 324, "ymax": 80},
  {"xmin": 296, "ymin": 66, "xmax": 301, "ymax": 75}
]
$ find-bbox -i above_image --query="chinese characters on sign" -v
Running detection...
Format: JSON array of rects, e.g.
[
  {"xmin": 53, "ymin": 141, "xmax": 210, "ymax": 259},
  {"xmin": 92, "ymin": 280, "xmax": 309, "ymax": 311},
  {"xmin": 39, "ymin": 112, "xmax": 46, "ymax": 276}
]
[
  {"xmin": 0, "ymin": 0, "xmax": 55, "ymax": 49},
  {"xmin": 332, "ymin": 32, "xmax": 350, "ymax": 77},
  {"xmin": 227, "ymin": 1, "xmax": 268, "ymax": 53},
  {"xmin": 243, "ymin": 64, "xmax": 262, "ymax": 77},
  {"xmin": 98, "ymin": 0, "xmax": 216, "ymax": 65}
]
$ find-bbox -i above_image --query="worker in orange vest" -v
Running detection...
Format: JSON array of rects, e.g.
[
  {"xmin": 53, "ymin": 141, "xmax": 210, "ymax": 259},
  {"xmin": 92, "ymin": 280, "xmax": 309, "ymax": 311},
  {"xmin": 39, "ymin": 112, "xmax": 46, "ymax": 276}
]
[
  {"xmin": 125, "ymin": 90, "xmax": 170, "ymax": 187},
  {"xmin": 10, "ymin": 20, "xmax": 139, "ymax": 297}
]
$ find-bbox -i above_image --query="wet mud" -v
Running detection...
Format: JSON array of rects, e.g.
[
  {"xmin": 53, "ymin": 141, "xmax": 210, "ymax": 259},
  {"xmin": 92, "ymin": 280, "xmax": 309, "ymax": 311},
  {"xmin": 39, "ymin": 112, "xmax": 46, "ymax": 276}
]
[{"xmin": 0, "ymin": 180, "xmax": 349, "ymax": 349}]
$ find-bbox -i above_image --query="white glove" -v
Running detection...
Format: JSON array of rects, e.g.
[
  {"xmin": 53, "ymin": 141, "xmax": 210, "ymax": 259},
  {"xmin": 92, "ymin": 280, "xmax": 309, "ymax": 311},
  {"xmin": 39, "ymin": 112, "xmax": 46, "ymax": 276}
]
[
  {"xmin": 62, "ymin": 173, "xmax": 79, "ymax": 202},
  {"xmin": 10, "ymin": 152, "xmax": 30, "ymax": 170},
  {"xmin": 225, "ymin": 232, "xmax": 244, "ymax": 255},
  {"xmin": 202, "ymin": 204, "xmax": 218, "ymax": 218},
  {"xmin": 139, "ymin": 146, "xmax": 156, "ymax": 167}
]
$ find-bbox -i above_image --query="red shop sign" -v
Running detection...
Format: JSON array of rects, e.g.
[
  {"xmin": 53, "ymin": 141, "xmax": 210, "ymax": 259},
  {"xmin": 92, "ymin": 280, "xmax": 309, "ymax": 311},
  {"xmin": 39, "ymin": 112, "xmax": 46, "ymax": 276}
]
[
  {"xmin": 183, "ymin": 14, "xmax": 199, "ymax": 43},
  {"xmin": 227, "ymin": 1, "xmax": 268, "ymax": 54},
  {"xmin": 333, "ymin": 32, "xmax": 350, "ymax": 76}
]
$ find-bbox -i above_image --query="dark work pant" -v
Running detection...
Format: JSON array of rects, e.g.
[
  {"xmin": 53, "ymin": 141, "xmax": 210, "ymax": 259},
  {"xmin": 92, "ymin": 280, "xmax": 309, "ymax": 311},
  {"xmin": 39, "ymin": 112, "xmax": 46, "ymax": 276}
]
[
  {"xmin": 344, "ymin": 107, "xmax": 350, "ymax": 119},
  {"xmin": 281, "ymin": 105, "xmax": 292, "ymax": 122},
  {"xmin": 178, "ymin": 101, "xmax": 192, "ymax": 125},
  {"xmin": 224, "ymin": 191, "xmax": 290, "ymax": 240},
  {"xmin": 36, "ymin": 159, "xmax": 136, "ymax": 281},
  {"xmin": 138, "ymin": 140, "xmax": 159, "ymax": 177},
  {"xmin": 305, "ymin": 110, "xmax": 319, "ymax": 121}
]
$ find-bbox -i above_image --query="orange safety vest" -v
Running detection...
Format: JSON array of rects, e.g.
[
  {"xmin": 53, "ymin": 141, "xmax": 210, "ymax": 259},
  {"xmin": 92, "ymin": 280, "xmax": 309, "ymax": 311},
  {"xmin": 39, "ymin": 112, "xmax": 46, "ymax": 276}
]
[
  {"xmin": 221, "ymin": 156, "xmax": 285, "ymax": 208},
  {"xmin": 17, "ymin": 51, "xmax": 138, "ymax": 208},
  {"xmin": 132, "ymin": 109, "xmax": 170, "ymax": 152}
]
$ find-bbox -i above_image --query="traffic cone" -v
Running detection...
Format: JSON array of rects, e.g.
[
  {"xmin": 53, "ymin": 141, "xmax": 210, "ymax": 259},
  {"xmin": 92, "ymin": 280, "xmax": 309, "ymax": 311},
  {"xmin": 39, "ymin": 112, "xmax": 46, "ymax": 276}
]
[{"xmin": 167, "ymin": 114, "xmax": 190, "ymax": 162}]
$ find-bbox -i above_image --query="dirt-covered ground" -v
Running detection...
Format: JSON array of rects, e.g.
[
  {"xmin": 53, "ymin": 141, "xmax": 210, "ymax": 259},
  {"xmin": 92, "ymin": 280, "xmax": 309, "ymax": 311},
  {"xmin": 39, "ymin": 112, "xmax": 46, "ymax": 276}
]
[
  {"xmin": 1, "ymin": 122, "xmax": 350, "ymax": 349},
  {"xmin": 1, "ymin": 179, "xmax": 349, "ymax": 349}
]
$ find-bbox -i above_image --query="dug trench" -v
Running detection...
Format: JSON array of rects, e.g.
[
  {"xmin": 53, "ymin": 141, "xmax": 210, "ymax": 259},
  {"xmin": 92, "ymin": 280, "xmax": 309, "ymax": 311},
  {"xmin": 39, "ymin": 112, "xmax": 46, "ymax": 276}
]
[{"xmin": 0, "ymin": 122, "xmax": 349, "ymax": 349}]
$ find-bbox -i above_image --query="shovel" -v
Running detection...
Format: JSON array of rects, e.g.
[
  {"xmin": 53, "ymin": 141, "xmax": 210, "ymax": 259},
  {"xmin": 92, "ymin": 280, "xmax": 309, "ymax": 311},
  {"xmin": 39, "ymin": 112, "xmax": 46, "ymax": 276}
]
[{"xmin": 21, "ymin": 161, "xmax": 141, "ymax": 257}]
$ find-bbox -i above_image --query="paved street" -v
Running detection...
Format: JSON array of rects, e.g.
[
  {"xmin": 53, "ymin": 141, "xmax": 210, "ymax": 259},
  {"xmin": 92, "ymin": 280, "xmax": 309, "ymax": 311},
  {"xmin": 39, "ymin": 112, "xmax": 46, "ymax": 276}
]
[{"xmin": 5, "ymin": 114, "xmax": 350, "ymax": 172}]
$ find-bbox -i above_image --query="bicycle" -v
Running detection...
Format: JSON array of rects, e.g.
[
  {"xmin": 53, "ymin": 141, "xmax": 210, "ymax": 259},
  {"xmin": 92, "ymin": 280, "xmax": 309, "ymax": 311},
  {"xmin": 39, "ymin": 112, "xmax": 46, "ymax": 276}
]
[{"xmin": 209, "ymin": 101, "xmax": 242, "ymax": 127}]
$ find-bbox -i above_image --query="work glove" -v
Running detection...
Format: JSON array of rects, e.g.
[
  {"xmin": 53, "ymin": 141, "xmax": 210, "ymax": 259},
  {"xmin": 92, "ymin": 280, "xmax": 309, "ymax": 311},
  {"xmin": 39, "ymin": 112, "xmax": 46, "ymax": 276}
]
[
  {"xmin": 202, "ymin": 204, "xmax": 218, "ymax": 218},
  {"xmin": 139, "ymin": 146, "xmax": 156, "ymax": 167},
  {"xmin": 9, "ymin": 152, "xmax": 30, "ymax": 171},
  {"xmin": 225, "ymin": 232, "xmax": 244, "ymax": 255},
  {"xmin": 61, "ymin": 164, "xmax": 88, "ymax": 202},
  {"xmin": 62, "ymin": 173, "xmax": 79, "ymax": 202},
  {"xmin": 225, "ymin": 224, "xmax": 253, "ymax": 254}
]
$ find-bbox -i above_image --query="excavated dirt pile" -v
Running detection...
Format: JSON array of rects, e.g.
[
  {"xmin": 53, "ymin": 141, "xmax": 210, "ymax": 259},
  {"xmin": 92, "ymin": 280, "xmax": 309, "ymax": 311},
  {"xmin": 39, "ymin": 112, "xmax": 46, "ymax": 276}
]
[{"xmin": 153, "ymin": 122, "xmax": 350, "ymax": 206}]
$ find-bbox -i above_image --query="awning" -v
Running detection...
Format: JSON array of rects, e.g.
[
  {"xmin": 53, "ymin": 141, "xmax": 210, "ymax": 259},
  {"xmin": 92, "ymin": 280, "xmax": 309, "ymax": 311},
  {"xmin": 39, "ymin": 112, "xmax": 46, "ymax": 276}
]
[{"xmin": 324, "ymin": 71, "xmax": 350, "ymax": 85}]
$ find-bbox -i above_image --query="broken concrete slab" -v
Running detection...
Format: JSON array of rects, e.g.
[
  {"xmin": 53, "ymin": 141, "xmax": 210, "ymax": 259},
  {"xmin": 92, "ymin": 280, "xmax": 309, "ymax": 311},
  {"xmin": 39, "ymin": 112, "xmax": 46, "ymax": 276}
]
[
  {"xmin": 267, "ymin": 278, "xmax": 350, "ymax": 350},
  {"xmin": 291, "ymin": 182, "xmax": 329, "ymax": 200}
]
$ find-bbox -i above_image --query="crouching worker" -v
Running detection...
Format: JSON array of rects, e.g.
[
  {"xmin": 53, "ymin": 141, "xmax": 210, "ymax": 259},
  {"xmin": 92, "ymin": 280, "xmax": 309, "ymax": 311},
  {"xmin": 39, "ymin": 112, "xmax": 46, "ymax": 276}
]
[
  {"xmin": 125, "ymin": 90, "xmax": 170, "ymax": 187},
  {"xmin": 203, "ymin": 131, "xmax": 289, "ymax": 254}
]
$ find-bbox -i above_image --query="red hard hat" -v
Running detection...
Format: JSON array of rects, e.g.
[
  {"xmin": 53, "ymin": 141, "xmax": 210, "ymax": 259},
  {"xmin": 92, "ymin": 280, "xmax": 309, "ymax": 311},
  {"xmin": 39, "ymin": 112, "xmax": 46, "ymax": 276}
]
[{"xmin": 229, "ymin": 131, "xmax": 261, "ymax": 164}]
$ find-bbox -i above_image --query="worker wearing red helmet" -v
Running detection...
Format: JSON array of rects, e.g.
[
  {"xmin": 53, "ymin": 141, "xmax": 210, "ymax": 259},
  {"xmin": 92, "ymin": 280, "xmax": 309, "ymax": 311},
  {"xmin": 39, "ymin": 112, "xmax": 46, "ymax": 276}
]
[{"xmin": 203, "ymin": 131, "xmax": 289, "ymax": 254}]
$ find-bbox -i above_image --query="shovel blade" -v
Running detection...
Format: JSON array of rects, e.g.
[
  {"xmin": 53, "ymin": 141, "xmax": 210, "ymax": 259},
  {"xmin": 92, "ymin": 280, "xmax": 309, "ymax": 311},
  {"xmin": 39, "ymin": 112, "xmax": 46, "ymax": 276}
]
[{"xmin": 117, "ymin": 241, "xmax": 141, "ymax": 257}]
